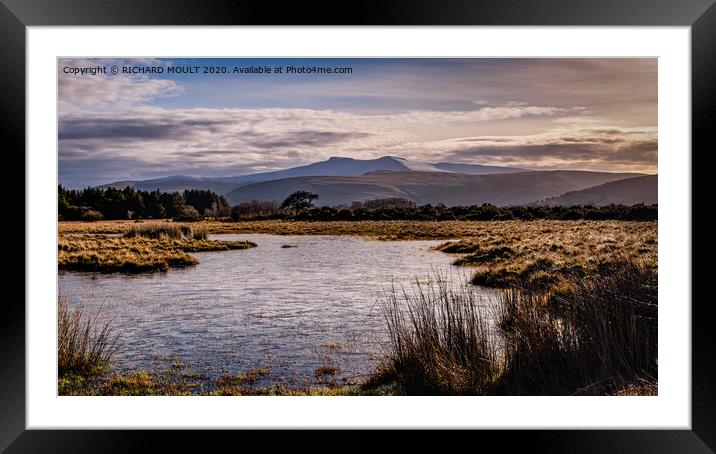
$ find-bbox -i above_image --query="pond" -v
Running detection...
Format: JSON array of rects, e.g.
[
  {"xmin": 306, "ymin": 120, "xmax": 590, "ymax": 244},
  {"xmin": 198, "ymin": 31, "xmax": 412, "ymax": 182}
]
[{"xmin": 58, "ymin": 234, "xmax": 499, "ymax": 388}]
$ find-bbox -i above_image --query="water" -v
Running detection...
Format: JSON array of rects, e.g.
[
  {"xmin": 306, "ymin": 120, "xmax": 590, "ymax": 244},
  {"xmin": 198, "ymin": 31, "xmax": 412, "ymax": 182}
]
[{"xmin": 58, "ymin": 234, "xmax": 499, "ymax": 388}]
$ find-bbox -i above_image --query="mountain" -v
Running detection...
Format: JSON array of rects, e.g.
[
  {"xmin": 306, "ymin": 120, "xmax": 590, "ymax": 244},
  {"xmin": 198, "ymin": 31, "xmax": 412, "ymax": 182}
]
[
  {"xmin": 225, "ymin": 170, "xmax": 643, "ymax": 207},
  {"xmin": 540, "ymin": 174, "xmax": 657, "ymax": 206},
  {"xmin": 98, "ymin": 156, "xmax": 523, "ymax": 194},
  {"xmin": 433, "ymin": 162, "xmax": 526, "ymax": 174}
]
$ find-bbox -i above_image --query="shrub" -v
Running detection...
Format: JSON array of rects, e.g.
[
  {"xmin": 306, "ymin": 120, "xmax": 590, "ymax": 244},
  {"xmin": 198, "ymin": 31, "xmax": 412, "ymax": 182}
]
[
  {"xmin": 79, "ymin": 209, "xmax": 104, "ymax": 221},
  {"xmin": 174, "ymin": 205, "xmax": 200, "ymax": 221}
]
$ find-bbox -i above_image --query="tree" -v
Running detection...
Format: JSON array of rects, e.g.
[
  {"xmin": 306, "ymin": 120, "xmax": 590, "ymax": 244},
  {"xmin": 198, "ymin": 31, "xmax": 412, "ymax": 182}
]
[{"xmin": 280, "ymin": 191, "xmax": 319, "ymax": 214}]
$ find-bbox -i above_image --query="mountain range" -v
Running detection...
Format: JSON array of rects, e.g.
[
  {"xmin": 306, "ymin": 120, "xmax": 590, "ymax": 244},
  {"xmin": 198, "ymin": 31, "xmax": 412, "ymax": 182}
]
[{"xmin": 100, "ymin": 156, "xmax": 657, "ymax": 207}]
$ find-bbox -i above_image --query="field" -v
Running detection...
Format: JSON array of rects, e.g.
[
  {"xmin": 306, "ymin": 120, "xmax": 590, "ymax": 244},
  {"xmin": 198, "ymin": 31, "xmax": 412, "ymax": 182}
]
[{"xmin": 57, "ymin": 219, "xmax": 657, "ymax": 396}]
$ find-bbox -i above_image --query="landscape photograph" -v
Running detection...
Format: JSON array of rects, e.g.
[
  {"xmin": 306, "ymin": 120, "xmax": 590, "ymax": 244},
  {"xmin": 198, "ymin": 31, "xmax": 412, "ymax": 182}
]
[{"xmin": 57, "ymin": 57, "xmax": 657, "ymax": 396}]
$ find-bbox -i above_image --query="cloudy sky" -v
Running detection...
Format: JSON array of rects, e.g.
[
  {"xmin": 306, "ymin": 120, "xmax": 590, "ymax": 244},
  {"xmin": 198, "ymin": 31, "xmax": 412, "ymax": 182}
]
[{"xmin": 58, "ymin": 58, "xmax": 657, "ymax": 188}]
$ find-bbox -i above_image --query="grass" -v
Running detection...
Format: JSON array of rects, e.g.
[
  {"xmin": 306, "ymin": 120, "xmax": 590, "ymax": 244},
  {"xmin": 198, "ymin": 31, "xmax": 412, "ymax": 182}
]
[
  {"xmin": 365, "ymin": 260, "xmax": 657, "ymax": 396},
  {"xmin": 60, "ymin": 365, "xmax": 372, "ymax": 396},
  {"xmin": 59, "ymin": 219, "xmax": 657, "ymax": 242},
  {"xmin": 124, "ymin": 223, "xmax": 208, "ymax": 240},
  {"xmin": 58, "ymin": 223, "xmax": 256, "ymax": 272},
  {"xmin": 370, "ymin": 274, "xmax": 501, "ymax": 395},
  {"xmin": 58, "ymin": 298, "xmax": 120, "ymax": 395},
  {"xmin": 433, "ymin": 221, "xmax": 656, "ymax": 290}
]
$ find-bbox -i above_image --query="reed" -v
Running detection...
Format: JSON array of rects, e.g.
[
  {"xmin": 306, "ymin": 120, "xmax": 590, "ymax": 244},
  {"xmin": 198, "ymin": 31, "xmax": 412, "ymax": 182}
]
[
  {"xmin": 58, "ymin": 298, "xmax": 120, "ymax": 378},
  {"xmin": 376, "ymin": 273, "xmax": 501, "ymax": 395},
  {"xmin": 371, "ymin": 259, "xmax": 657, "ymax": 395}
]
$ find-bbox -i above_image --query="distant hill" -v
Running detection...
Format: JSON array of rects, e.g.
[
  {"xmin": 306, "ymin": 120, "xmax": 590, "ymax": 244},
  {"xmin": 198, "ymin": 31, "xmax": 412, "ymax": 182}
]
[
  {"xmin": 98, "ymin": 156, "xmax": 525, "ymax": 194},
  {"xmin": 99, "ymin": 175, "xmax": 241, "ymax": 194},
  {"xmin": 540, "ymin": 174, "xmax": 657, "ymax": 206},
  {"xmin": 225, "ymin": 170, "xmax": 643, "ymax": 207},
  {"xmin": 433, "ymin": 162, "xmax": 526, "ymax": 174}
]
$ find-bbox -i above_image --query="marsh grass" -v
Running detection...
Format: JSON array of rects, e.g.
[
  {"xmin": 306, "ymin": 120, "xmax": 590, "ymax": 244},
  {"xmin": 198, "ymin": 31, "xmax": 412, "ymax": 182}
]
[
  {"xmin": 375, "ymin": 274, "xmax": 501, "ymax": 395},
  {"xmin": 58, "ymin": 298, "xmax": 120, "ymax": 379},
  {"xmin": 58, "ymin": 233, "xmax": 255, "ymax": 273},
  {"xmin": 434, "ymin": 222, "xmax": 656, "ymax": 291},
  {"xmin": 124, "ymin": 223, "xmax": 208, "ymax": 240},
  {"xmin": 60, "ymin": 219, "xmax": 657, "ymax": 242},
  {"xmin": 370, "ymin": 260, "xmax": 657, "ymax": 396},
  {"xmin": 496, "ymin": 259, "xmax": 658, "ymax": 395}
]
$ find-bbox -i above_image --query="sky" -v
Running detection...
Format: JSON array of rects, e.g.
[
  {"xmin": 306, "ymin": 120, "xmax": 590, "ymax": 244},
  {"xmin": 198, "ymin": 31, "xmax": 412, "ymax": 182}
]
[{"xmin": 58, "ymin": 58, "xmax": 657, "ymax": 188}]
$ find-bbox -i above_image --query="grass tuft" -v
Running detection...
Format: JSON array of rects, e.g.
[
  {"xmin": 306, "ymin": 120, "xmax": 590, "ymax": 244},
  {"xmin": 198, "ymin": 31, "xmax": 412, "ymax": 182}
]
[
  {"xmin": 375, "ymin": 273, "xmax": 501, "ymax": 395},
  {"xmin": 58, "ymin": 298, "xmax": 119, "ymax": 379},
  {"xmin": 124, "ymin": 223, "xmax": 208, "ymax": 240}
]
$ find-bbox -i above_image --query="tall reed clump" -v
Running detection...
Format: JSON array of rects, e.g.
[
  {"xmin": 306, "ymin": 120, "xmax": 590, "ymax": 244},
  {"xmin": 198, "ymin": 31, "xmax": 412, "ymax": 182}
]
[
  {"xmin": 496, "ymin": 259, "xmax": 657, "ymax": 395},
  {"xmin": 375, "ymin": 274, "xmax": 501, "ymax": 395},
  {"xmin": 372, "ymin": 259, "xmax": 657, "ymax": 396},
  {"xmin": 123, "ymin": 223, "xmax": 208, "ymax": 240},
  {"xmin": 58, "ymin": 298, "xmax": 120, "ymax": 378}
]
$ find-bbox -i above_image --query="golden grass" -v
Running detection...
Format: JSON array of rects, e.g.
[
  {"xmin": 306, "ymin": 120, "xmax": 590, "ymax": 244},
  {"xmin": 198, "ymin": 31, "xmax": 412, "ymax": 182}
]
[
  {"xmin": 432, "ymin": 220, "xmax": 656, "ymax": 290},
  {"xmin": 60, "ymin": 219, "xmax": 657, "ymax": 241},
  {"xmin": 58, "ymin": 235, "xmax": 256, "ymax": 272}
]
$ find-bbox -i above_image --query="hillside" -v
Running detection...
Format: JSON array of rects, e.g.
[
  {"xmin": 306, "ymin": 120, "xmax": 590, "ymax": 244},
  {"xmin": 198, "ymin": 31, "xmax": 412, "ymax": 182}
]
[
  {"xmin": 225, "ymin": 170, "xmax": 643, "ymax": 207},
  {"xmin": 541, "ymin": 174, "xmax": 657, "ymax": 206}
]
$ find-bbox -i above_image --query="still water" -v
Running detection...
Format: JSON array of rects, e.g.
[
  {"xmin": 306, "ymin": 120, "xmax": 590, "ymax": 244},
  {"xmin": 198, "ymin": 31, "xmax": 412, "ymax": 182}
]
[{"xmin": 59, "ymin": 234, "xmax": 498, "ymax": 387}]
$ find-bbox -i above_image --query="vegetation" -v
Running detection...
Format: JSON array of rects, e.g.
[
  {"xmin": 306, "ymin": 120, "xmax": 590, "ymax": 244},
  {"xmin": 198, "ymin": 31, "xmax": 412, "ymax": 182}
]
[
  {"xmin": 366, "ymin": 261, "xmax": 657, "ymax": 396},
  {"xmin": 370, "ymin": 277, "xmax": 500, "ymax": 395},
  {"xmin": 280, "ymin": 190, "xmax": 319, "ymax": 214},
  {"xmin": 59, "ymin": 223, "xmax": 255, "ymax": 272},
  {"xmin": 123, "ymin": 223, "xmax": 208, "ymax": 240},
  {"xmin": 59, "ymin": 186, "xmax": 655, "ymax": 222},
  {"xmin": 231, "ymin": 200, "xmax": 281, "ymax": 219},
  {"xmin": 433, "ymin": 221, "xmax": 656, "ymax": 290},
  {"xmin": 231, "ymin": 198, "xmax": 656, "ymax": 222},
  {"xmin": 291, "ymin": 202, "xmax": 657, "ymax": 222},
  {"xmin": 59, "ymin": 219, "xmax": 658, "ymax": 244},
  {"xmin": 58, "ymin": 298, "xmax": 120, "ymax": 394},
  {"xmin": 59, "ymin": 186, "xmax": 231, "ymax": 221},
  {"xmin": 61, "ymin": 369, "xmax": 370, "ymax": 396}
]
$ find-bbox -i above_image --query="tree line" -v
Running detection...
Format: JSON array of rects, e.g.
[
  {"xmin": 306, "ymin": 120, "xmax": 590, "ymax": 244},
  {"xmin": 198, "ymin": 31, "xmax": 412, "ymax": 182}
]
[
  {"xmin": 285, "ymin": 202, "xmax": 657, "ymax": 221},
  {"xmin": 58, "ymin": 186, "xmax": 231, "ymax": 221},
  {"xmin": 59, "ymin": 187, "xmax": 657, "ymax": 222},
  {"xmin": 232, "ymin": 193, "xmax": 656, "ymax": 221}
]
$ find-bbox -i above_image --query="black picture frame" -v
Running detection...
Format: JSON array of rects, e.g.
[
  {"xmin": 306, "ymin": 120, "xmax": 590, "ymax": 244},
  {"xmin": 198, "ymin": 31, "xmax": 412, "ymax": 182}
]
[{"xmin": 2, "ymin": 0, "xmax": 712, "ymax": 450}]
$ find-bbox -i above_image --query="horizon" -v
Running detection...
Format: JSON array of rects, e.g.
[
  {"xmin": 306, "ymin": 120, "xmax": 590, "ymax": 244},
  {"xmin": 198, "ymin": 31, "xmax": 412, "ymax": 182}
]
[{"xmin": 59, "ymin": 58, "xmax": 658, "ymax": 188}]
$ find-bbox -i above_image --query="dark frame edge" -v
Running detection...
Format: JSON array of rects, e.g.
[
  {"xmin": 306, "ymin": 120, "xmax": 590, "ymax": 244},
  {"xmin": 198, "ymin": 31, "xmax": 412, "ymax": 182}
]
[
  {"xmin": 0, "ymin": 1, "xmax": 26, "ymax": 453},
  {"xmin": 691, "ymin": 0, "xmax": 716, "ymax": 451}
]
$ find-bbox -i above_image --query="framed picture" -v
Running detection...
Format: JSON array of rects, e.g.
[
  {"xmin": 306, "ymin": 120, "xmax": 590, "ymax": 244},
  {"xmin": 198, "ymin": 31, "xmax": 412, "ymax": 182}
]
[{"xmin": 4, "ymin": 0, "xmax": 712, "ymax": 449}]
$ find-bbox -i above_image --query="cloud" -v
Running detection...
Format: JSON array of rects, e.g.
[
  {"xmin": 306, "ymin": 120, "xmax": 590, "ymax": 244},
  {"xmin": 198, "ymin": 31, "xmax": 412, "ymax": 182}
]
[
  {"xmin": 429, "ymin": 124, "xmax": 657, "ymax": 172},
  {"xmin": 59, "ymin": 105, "xmax": 657, "ymax": 187},
  {"xmin": 58, "ymin": 103, "xmax": 575, "ymax": 184},
  {"xmin": 56, "ymin": 58, "xmax": 657, "ymax": 186},
  {"xmin": 59, "ymin": 58, "xmax": 181, "ymax": 114},
  {"xmin": 58, "ymin": 118, "xmax": 231, "ymax": 140}
]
